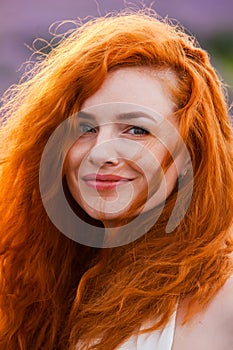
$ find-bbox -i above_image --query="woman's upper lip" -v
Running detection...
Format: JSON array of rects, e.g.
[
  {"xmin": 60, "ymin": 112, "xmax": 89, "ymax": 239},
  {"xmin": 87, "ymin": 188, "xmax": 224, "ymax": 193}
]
[{"xmin": 82, "ymin": 174, "xmax": 131, "ymax": 181}]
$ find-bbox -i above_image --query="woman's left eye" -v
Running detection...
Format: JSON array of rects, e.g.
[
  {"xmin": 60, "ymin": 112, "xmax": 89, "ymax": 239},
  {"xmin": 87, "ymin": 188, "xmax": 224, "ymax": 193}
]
[{"xmin": 126, "ymin": 126, "xmax": 149, "ymax": 135}]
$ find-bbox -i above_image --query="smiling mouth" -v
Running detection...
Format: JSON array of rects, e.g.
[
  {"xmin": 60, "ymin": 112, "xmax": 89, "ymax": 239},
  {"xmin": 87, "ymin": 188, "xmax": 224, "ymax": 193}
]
[{"xmin": 82, "ymin": 174, "xmax": 131, "ymax": 190}]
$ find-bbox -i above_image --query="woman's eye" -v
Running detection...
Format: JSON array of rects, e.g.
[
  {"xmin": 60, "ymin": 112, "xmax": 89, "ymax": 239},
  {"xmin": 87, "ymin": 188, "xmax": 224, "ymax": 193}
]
[
  {"xmin": 126, "ymin": 126, "xmax": 149, "ymax": 135},
  {"xmin": 79, "ymin": 123, "xmax": 97, "ymax": 134}
]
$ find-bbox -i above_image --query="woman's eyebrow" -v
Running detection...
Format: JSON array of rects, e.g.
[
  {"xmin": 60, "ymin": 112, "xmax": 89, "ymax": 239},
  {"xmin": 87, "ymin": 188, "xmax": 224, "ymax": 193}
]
[
  {"xmin": 116, "ymin": 111, "xmax": 162, "ymax": 123},
  {"xmin": 78, "ymin": 110, "xmax": 162, "ymax": 123},
  {"xmin": 78, "ymin": 111, "xmax": 96, "ymax": 120}
]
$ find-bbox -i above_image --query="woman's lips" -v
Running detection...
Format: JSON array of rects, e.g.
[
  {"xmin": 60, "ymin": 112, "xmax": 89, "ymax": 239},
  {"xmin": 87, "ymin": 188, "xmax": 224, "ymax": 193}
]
[{"xmin": 82, "ymin": 174, "xmax": 131, "ymax": 190}]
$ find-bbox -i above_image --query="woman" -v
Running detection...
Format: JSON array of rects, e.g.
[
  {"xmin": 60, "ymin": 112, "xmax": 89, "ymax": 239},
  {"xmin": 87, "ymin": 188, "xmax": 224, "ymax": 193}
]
[{"xmin": 0, "ymin": 9, "xmax": 233, "ymax": 350}]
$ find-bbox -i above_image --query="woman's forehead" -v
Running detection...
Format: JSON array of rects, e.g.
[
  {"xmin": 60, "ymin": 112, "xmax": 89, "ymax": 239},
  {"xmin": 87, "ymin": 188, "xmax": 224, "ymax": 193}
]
[{"xmin": 81, "ymin": 67, "xmax": 178, "ymax": 116}]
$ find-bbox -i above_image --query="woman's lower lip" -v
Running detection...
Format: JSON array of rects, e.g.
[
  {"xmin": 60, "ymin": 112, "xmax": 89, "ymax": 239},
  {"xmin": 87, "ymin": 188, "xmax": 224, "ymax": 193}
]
[{"xmin": 83, "ymin": 180, "xmax": 129, "ymax": 190}]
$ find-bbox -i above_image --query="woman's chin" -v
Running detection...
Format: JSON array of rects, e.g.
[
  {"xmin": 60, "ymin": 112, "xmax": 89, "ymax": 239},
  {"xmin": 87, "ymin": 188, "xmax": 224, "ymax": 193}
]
[{"xmin": 82, "ymin": 204, "xmax": 145, "ymax": 228}]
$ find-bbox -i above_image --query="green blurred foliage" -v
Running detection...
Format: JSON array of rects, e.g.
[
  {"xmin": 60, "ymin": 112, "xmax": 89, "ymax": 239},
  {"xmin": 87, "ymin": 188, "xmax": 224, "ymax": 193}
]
[{"xmin": 201, "ymin": 31, "xmax": 233, "ymax": 109}]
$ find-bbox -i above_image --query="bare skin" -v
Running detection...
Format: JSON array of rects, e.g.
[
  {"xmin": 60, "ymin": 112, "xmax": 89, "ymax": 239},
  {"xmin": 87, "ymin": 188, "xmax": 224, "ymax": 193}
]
[{"xmin": 173, "ymin": 275, "xmax": 233, "ymax": 350}]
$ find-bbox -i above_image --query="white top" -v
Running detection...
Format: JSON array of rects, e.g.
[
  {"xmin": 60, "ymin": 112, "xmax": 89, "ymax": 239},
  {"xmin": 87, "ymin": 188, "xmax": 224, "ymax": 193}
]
[
  {"xmin": 117, "ymin": 311, "xmax": 176, "ymax": 350},
  {"xmin": 76, "ymin": 274, "xmax": 233, "ymax": 349}
]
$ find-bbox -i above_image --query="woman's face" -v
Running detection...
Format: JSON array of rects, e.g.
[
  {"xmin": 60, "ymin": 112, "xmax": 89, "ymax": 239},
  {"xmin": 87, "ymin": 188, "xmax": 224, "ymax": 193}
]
[{"xmin": 65, "ymin": 67, "xmax": 185, "ymax": 227}]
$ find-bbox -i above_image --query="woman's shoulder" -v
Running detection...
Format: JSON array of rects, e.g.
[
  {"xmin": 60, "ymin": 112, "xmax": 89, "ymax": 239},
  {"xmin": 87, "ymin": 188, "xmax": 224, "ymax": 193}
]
[{"xmin": 172, "ymin": 275, "xmax": 233, "ymax": 350}]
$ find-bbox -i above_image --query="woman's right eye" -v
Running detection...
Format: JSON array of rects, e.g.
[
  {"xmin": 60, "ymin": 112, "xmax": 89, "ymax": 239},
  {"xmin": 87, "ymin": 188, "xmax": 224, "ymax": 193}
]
[{"xmin": 79, "ymin": 123, "xmax": 97, "ymax": 134}]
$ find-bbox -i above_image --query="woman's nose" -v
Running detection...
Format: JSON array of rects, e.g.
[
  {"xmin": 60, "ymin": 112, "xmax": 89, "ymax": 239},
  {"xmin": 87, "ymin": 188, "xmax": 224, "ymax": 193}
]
[{"xmin": 87, "ymin": 127, "xmax": 120, "ymax": 167}]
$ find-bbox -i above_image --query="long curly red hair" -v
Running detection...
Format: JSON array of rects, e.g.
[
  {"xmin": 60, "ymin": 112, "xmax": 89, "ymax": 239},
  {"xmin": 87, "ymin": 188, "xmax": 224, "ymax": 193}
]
[{"xmin": 1, "ymin": 9, "xmax": 233, "ymax": 350}]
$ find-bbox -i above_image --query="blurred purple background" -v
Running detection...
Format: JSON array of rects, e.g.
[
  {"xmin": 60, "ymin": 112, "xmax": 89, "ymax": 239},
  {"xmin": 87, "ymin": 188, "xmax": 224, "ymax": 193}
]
[{"xmin": 1, "ymin": 0, "xmax": 233, "ymax": 101}]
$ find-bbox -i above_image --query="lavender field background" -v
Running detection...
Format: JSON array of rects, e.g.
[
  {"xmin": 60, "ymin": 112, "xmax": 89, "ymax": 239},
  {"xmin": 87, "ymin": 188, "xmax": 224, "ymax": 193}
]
[{"xmin": 1, "ymin": 0, "xmax": 233, "ymax": 107}]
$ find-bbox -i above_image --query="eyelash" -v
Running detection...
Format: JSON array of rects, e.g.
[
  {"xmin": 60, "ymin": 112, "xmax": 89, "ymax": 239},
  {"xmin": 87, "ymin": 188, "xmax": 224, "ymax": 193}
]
[
  {"xmin": 78, "ymin": 123, "xmax": 150, "ymax": 136},
  {"xmin": 126, "ymin": 126, "xmax": 149, "ymax": 135},
  {"xmin": 79, "ymin": 123, "xmax": 96, "ymax": 133}
]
